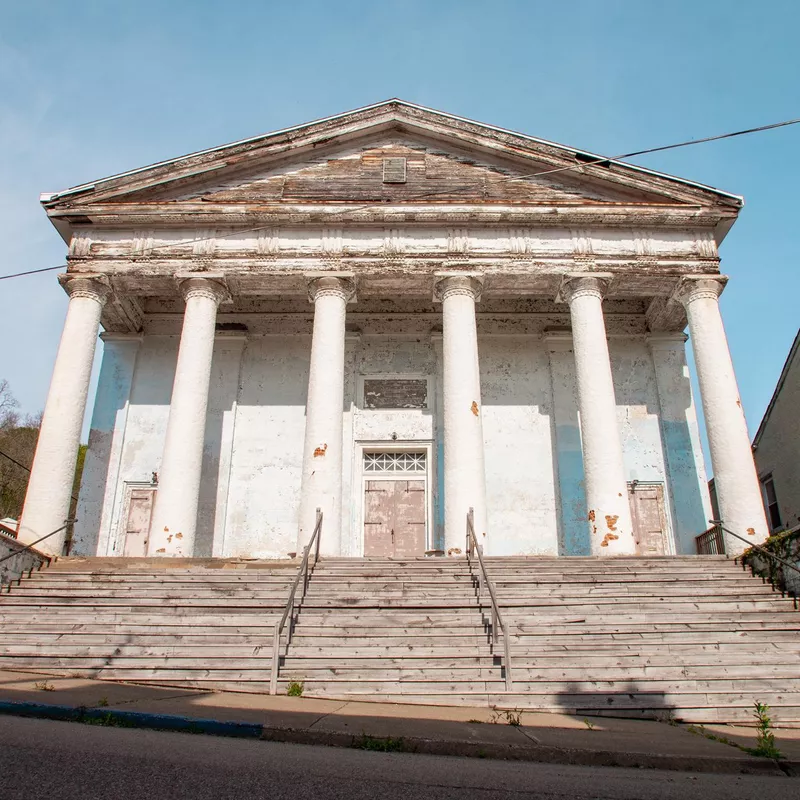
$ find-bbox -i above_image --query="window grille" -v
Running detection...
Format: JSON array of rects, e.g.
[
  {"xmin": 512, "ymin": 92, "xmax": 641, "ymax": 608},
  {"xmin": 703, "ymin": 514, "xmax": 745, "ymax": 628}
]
[{"xmin": 364, "ymin": 452, "xmax": 426, "ymax": 473}]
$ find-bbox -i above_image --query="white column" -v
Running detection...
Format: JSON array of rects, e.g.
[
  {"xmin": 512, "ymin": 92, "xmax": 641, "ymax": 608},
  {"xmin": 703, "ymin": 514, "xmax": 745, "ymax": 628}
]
[
  {"xmin": 297, "ymin": 276, "xmax": 355, "ymax": 556},
  {"xmin": 148, "ymin": 277, "xmax": 229, "ymax": 557},
  {"xmin": 677, "ymin": 276, "xmax": 768, "ymax": 553},
  {"xmin": 18, "ymin": 275, "xmax": 110, "ymax": 554},
  {"xmin": 561, "ymin": 275, "xmax": 635, "ymax": 555},
  {"xmin": 435, "ymin": 275, "xmax": 488, "ymax": 555}
]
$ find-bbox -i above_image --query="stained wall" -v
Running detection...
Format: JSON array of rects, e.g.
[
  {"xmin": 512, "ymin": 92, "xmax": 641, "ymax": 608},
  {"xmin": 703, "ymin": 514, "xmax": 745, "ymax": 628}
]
[{"xmin": 74, "ymin": 328, "xmax": 712, "ymax": 558}]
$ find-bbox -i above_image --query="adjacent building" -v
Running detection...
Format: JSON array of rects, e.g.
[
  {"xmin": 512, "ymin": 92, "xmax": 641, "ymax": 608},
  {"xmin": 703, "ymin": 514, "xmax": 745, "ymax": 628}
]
[
  {"xmin": 752, "ymin": 328, "xmax": 800, "ymax": 535},
  {"xmin": 18, "ymin": 100, "xmax": 770, "ymax": 559}
]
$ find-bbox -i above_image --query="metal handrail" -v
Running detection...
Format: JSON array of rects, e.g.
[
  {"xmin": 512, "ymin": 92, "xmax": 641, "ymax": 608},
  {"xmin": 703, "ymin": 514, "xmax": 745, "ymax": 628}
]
[
  {"xmin": 465, "ymin": 508, "xmax": 513, "ymax": 690},
  {"xmin": 0, "ymin": 520, "xmax": 74, "ymax": 568},
  {"xmin": 695, "ymin": 524, "xmax": 726, "ymax": 555},
  {"xmin": 269, "ymin": 509, "xmax": 322, "ymax": 695},
  {"xmin": 712, "ymin": 520, "xmax": 800, "ymax": 577}
]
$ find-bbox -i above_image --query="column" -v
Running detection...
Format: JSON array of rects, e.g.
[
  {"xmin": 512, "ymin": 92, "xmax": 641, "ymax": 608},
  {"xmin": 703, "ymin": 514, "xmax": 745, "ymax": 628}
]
[
  {"xmin": 297, "ymin": 276, "xmax": 355, "ymax": 556},
  {"xmin": 561, "ymin": 275, "xmax": 635, "ymax": 554},
  {"xmin": 434, "ymin": 275, "xmax": 488, "ymax": 555},
  {"xmin": 148, "ymin": 276, "xmax": 229, "ymax": 557},
  {"xmin": 18, "ymin": 275, "xmax": 110, "ymax": 554},
  {"xmin": 677, "ymin": 276, "xmax": 768, "ymax": 553}
]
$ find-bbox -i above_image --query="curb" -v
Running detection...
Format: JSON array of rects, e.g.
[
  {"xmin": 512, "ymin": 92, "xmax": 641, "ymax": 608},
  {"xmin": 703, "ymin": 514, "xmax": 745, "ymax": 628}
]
[
  {"xmin": 0, "ymin": 701, "xmax": 263, "ymax": 739},
  {"xmin": 0, "ymin": 700, "xmax": 793, "ymax": 776}
]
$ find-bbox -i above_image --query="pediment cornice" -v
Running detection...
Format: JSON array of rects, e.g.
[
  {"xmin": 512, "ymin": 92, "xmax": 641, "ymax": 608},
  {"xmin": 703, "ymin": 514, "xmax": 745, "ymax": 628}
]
[{"xmin": 42, "ymin": 101, "xmax": 743, "ymax": 235}]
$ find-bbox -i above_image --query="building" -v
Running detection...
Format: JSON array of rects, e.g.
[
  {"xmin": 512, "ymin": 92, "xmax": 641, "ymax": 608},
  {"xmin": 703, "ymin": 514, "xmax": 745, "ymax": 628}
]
[
  {"xmin": 19, "ymin": 100, "xmax": 769, "ymax": 560},
  {"xmin": 752, "ymin": 328, "xmax": 800, "ymax": 535}
]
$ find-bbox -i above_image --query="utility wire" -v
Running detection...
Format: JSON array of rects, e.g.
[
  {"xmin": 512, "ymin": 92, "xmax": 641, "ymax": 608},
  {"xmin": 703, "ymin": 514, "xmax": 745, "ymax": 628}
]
[
  {"xmin": 0, "ymin": 448, "xmax": 79, "ymax": 503},
  {"xmin": 0, "ymin": 264, "xmax": 66, "ymax": 282},
  {"xmin": 2, "ymin": 114, "xmax": 798, "ymax": 281}
]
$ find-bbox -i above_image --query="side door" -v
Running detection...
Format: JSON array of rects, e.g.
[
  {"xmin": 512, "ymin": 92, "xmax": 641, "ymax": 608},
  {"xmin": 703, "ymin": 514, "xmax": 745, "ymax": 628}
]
[
  {"xmin": 628, "ymin": 483, "xmax": 669, "ymax": 555},
  {"xmin": 123, "ymin": 487, "xmax": 157, "ymax": 557}
]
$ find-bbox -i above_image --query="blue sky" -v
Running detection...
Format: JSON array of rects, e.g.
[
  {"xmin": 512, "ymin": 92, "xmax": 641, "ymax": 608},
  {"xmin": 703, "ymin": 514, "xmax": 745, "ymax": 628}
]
[{"xmin": 1, "ymin": 0, "xmax": 797, "ymax": 465}]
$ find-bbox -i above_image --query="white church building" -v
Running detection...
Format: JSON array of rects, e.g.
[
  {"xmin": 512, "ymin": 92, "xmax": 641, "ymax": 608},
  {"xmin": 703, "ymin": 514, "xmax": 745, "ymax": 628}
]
[{"xmin": 20, "ymin": 100, "xmax": 769, "ymax": 561}]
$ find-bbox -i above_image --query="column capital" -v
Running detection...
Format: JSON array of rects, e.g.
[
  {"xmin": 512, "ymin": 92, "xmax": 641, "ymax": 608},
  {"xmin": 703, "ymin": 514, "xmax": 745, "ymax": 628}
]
[
  {"xmin": 433, "ymin": 274, "xmax": 483, "ymax": 303},
  {"xmin": 306, "ymin": 275, "xmax": 356, "ymax": 303},
  {"xmin": 674, "ymin": 275, "xmax": 728, "ymax": 307},
  {"xmin": 58, "ymin": 274, "xmax": 111, "ymax": 305},
  {"xmin": 176, "ymin": 274, "xmax": 231, "ymax": 305},
  {"xmin": 557, "ymin": 273, "xmax": 613, "ymax": 304}
]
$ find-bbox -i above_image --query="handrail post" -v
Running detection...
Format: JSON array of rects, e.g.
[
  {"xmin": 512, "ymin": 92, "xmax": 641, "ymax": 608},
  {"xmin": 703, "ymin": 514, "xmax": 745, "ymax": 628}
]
[
  {"xmin": 465, "ymin": 510, "xmax": 513, "ymax": 691},
  {"xmin": 314, "ymin": 507, "xmax": 322, "ymax": 563},
  {"xmin": 268, "ymin": 511, "xmax": 323, "ymax": 696}
]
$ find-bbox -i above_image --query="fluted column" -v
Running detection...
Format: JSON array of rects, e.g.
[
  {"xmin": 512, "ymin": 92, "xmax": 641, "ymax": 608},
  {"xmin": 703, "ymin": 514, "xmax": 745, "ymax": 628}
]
[
  {"xmin": 434, "ymin": 275, "xmax": 488, "ymax": 555},
  {"xmin": 297, "ymin": 276, "xmax": 355, "ymax": 556},
  {"xmin": 561, "ymin": 275, "xmax": 635, "ymax": 554},
  {"xmin": 148, "ymin": 276, "xmax": 229, "ymax": 557},
  {"xmin": 677, "ymin": 276, "xmax": 768, "ymax": 553},
  {"xmin": 19, "ymin": 275, "xmax": 110, "ymax": 554}
]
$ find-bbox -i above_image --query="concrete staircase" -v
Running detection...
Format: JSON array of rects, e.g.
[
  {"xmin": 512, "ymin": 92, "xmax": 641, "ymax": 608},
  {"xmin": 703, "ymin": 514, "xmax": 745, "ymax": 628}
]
[{"xmin": 1, "ymin": 555, "xmax": 799, "ymax": 724}]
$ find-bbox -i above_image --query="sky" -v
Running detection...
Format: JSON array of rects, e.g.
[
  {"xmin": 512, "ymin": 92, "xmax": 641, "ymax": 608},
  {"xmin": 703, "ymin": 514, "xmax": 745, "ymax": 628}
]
[{"xmin": 0, "ymin": 0, "xmax": 798, "ymax": 470}]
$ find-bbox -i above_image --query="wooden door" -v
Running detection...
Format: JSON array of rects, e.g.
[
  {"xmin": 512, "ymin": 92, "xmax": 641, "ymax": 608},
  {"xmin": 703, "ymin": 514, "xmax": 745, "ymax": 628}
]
[
  {"xmin": 364, "ymin": 480, "xmax": 426, "ymax": 557},
  {"xmin": 123, "ymin": 488, "xmax": 156, "ymax": 557},
  {"xmin": 628, "ymin": 484, "xmax": 668, "ymax": 555},
  {"xmin": 364, "ymin": 481, "xmax": 395, "ymax": 557}
]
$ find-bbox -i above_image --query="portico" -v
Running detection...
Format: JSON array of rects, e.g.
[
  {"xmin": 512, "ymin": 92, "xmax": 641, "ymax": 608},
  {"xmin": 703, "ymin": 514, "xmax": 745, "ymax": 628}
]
[{"xmin": 22, "ymin": 100, "xmax": 768, "ymax": 559}]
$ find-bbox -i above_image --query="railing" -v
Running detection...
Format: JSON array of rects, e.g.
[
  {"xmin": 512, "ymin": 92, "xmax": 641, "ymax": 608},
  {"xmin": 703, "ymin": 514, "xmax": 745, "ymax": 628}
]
[
  {"xmin": 269, "ymin": 509, "xmax": 322, "ymax": 695},
  {"xmin": 465, "ymin": 508, "xmax": 513, "ymax": 690},
  {"xmin": 696, "ymin": 523, "xmax": 726, "ymax": 555},
  {"xmin": 709, "ymin": 520, "xmax": 800, "ymax": 608},
  {"xmin": 0, "ymin": 520, "xmax": 74, "ymax": 571}
]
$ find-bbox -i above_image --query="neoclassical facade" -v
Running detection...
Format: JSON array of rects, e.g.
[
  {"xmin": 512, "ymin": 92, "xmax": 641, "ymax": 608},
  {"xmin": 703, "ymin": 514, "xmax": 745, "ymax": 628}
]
[{"xmin": 19, "ymin": 101, "xmax": 769, "ymax": 559}]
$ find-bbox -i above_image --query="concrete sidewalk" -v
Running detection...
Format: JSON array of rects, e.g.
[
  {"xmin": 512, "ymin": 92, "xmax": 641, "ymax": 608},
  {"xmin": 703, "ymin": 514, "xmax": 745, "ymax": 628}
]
[{"xmin": 0, "ymin": 670, "xmax": 797, "ymax": 776}]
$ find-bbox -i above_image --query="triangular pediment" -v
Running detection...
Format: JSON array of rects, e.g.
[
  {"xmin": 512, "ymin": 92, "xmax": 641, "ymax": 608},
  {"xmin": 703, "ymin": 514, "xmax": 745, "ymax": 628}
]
[
  {"xmin": 42, "ymin": 100, "xmax": 742, "ymax": 215},
  {"xmin": 123, "ymin": 136, "xmax": 680, "ymax": 207}
]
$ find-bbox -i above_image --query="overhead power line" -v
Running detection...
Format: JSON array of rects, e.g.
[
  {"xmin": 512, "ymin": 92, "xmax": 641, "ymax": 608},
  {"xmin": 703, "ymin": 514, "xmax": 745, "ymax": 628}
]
[
  {"xmin": 0, "ymin": 264, "xmax": 66, "ymax": 282},
  {"xmin": 0, "ymin": 448, "xmax": 79, "ymax": 504},
  {"xmin": 1, "ymin": 114, "xmax": 798, "ymax": 282}
]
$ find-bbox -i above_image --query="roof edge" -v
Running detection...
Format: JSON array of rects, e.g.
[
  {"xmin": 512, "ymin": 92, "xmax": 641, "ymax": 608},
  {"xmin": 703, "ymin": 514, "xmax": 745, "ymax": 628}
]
[
  {"xmin": 752, "ymin": 327, "xmax": 800, "ymax": 448},
  {"xmin": 41, "ymin": 99, "xmax": 744, "ymax": 207}
]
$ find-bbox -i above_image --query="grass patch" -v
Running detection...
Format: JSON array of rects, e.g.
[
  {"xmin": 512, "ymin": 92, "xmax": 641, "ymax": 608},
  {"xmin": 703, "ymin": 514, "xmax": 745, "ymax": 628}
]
[{"xmin": 286, "ymin": 681, "xmax": 304, "ymax": 697}]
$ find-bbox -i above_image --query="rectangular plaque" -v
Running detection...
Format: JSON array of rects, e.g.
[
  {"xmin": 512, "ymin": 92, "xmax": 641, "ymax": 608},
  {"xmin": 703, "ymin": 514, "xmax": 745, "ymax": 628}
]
[{"xmin": 363, "ymin": 379, "xmax": 428, "ymax": 410}]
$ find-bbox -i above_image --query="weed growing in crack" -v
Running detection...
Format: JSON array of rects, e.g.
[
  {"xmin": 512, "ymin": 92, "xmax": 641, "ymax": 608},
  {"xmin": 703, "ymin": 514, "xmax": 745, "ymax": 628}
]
[
  {"xmin": 490, "ymin": 708, "xmax": 522, "ymax": 727},
  {"xmin": 745, "ymin": 702, "xmax": 783, "ymax": 760},
  {"xmin": 286, "ymin": 681, "xmax": 304, "ymax": 697}
]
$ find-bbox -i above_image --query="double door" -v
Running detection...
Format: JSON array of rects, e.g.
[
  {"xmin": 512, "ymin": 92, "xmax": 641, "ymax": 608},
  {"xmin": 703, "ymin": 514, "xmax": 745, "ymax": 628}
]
[{"xmin": 364, "ymin": 479, "xmax": 426, "ymax": 557}]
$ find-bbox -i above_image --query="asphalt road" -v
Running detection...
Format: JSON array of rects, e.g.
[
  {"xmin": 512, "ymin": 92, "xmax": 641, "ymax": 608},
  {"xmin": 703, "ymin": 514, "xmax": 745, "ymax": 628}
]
[{"xmin": 0, "ymin": 716, "xmax": 794, "ymax": 800}]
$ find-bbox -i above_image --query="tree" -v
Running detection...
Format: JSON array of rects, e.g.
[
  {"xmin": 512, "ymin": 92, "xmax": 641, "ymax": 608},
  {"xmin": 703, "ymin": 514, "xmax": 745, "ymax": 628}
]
[{"xmin": 0, "ymin": 378, "xmax": 19, "ymax": 429}]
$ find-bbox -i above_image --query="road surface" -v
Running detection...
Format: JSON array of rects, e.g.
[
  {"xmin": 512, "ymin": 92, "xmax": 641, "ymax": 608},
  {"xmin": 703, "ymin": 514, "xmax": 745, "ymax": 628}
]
[{"xmin": 0, "ymin": 715, "xmax": 793, "ymax": 799}]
